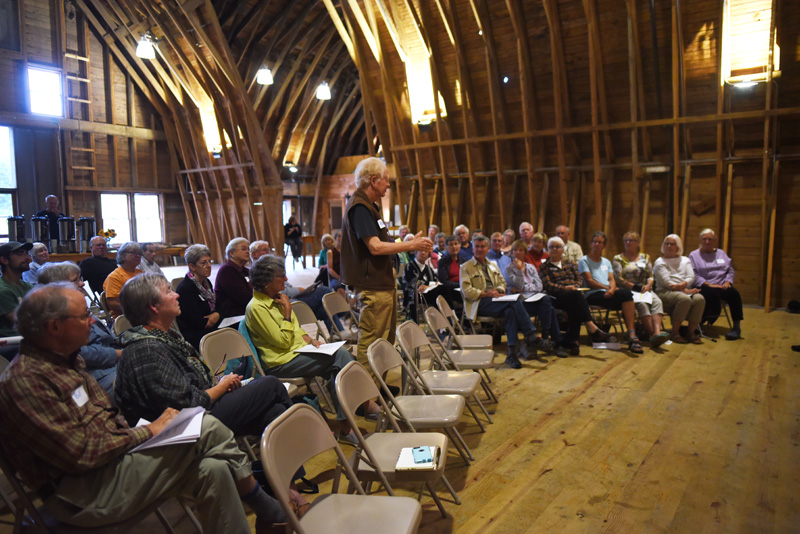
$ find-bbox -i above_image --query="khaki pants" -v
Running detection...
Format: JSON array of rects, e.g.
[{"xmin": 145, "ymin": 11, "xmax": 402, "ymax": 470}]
[
  {"xmin": 656, "ymin": 290, "xmax": 705, "ymax": 327},
  {"xmin": 355, "ymin": 288, "xmax": 397, "ymax": 364}
]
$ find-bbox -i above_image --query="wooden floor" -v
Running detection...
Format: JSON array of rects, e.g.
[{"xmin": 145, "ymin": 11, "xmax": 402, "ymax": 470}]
[{"xmin": 2, "ymin": 304, "xmax": 798, "ymax": 533}]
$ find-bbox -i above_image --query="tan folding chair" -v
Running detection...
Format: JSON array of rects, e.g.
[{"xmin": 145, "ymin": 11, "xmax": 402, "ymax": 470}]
[
  {"xmin": 322, "ymin": 292, "xmax": 359, "ymax": 343},
  {"xmin": 291, "ymin": 300, "xmax": 331, "ymax": 343},
  {"xmin": 367, "ymin": 339, "xmax": 474, "ymax": 464},
  {"xmin": 112, "ymin": 314, "xmax": 133, "ymax": 336},
  {"xmin": 0, "ymin": 452, "xmax": 201, "ymax": 533},
  {"xmin": 425, "ymin": 308, "xmax": 499, "ymax": 404},
  {"xmin": 261, "ymin": 403, "xmax": 422, "ymax": 534},
  {"xmin": 335, "ymin": 361, "xmax": 458, "ymax": 517},
  {"xmin": 436, "ymin": 295, "xmax": 493, "ymax": 349},
  {"xmin": 396, "ymin": 321, "xmax": 491, "ymax": 432},
  {"xmin": 170, "ymin": 277, "xmax": 184, "ymax": 291}
]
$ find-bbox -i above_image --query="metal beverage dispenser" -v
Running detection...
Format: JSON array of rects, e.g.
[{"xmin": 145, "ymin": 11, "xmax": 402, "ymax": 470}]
[
  {"xmin": 58, "ymin": 216, "xmax": 76, "ymax": 253},
  {"xmin": 7, "ymin": 216, "xmax": 26, "ymax": 243},
  {"xmin": 31, "ymin": 216, "xmax": 50, "ymax": 250},
  {"xmin": 77, "ymin": 217, "xmax": 96, "ymax": 253}
]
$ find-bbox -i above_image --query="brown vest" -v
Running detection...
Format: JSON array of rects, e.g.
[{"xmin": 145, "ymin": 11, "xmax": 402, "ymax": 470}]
[{"xmin": 340, "ymin": 188, "xmax": 395, "ymax": 290}]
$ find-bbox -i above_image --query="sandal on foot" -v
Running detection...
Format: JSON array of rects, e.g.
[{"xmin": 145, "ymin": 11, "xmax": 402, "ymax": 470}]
[
  {"xmin": 649, "ymin": 332, "xmax": 670, "ymax": 347},
  {"xmin": 626, "ymin": 331, "xmax": 644, "ymax": 354}
]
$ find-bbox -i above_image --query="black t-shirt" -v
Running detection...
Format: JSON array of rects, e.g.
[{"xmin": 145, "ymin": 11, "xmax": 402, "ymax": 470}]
[{"xmin": 349, "ymin": 204, "xmax": 380, "ymax": 242}]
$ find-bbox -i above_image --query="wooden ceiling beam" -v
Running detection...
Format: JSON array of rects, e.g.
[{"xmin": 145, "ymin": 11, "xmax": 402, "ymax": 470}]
[
  {"xmin": 626, "ymin": 0, "xmax": 642, "ymax": 232},
  {"xmin": 321, "ymin": 0, "xmax": 356, "ymax": 61},
  {"xmin": 582, "ymin": 0, "xmax": 605, "ymax": 233}
]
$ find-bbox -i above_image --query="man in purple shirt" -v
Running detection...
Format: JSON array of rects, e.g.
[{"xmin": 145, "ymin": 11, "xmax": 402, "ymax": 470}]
[{"xmin": 688, "ymin": 228, "xmax": 743, "ymax": 340}]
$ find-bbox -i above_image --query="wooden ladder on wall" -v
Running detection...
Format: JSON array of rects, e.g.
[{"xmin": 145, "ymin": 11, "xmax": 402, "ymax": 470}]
[{"xmin": 62, "ymin": 9, "xmax": 97, "ymax": 190}]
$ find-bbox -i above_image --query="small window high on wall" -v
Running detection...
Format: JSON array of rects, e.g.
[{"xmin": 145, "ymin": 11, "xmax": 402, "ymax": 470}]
[
  {"xmin": 722, "ymin": 0, "xmax": 780, "ymax": 85},
  {"xmin": 27, "ymin": 66, "xmax": 63, "ymax": 117},
  {"xmin": 134, "ymin": 194, "xmax": 163, "ymax": 242},
  {"xmin": 100, "ymin": 193, "xmax": 131, "ymax": 244},
  {"xmin": 100, "ymin": 193, "xmax": 164, "ymax": 245}
]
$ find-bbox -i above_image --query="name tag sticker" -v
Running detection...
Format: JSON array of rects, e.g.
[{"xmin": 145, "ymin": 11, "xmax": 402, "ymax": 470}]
[
  {"xmin": 637, "ymin": 261, "xmax": 646, "ymax": 268},
  {"xmin": 377, "ymin": 220, "xmax": 387, "ymax": 229},
  {"xmin": 72, "ymin": 386, "xmax": 89, "ymax": 407},
  {"xmin": 716, "ymin": 258, "xmax": 725, "ymax": 264},
  {"xmin": 601, "ymin": 265, "xmax": 608, "ymax": 271}
]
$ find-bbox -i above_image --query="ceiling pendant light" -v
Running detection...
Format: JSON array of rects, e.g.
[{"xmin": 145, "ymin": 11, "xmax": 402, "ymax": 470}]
[
  {"xmin": 316, "ymin": 81, "xmax": 331, "ymax": 101},
  {"xmin": 257, "ymin": 67, "xmax": 273, "ymax": 85},
  {"xmin": 136, "ymin": 31, "xmax": 156, "ymax": 59}
]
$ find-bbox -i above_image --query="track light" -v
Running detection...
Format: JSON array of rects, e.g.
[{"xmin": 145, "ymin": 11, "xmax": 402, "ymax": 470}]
[
  {"xmin": 316, "ymin": 81, "xmax": 331, "ymax": 101},
  {"xmin": 257, "ymin": 67, "xmax": 273, "ymax": 85}
]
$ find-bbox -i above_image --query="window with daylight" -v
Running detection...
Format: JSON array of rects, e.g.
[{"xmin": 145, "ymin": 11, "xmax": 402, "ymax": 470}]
[
  {"xmin": 100, "ymin": 193, "xmax": 131, "ymax": 244},
  {"xmin": 0, "ymin": 126, "xmax": 16, "ymax": 241},
  {"xmin": 28, "ymin": 66, "xmax": 63, "ymax": 117},
  {"xmin": 722, "ymin": 0, "xmax": 780, "ymax": 85},
  {"xmin": 134, "ymin": 194, "xmax": 163, "ymax": 242}
]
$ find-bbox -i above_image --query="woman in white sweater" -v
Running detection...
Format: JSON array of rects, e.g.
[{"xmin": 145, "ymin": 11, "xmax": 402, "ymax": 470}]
[{"xmin": 653, "ymin": 234, "xmax": 706, "ymax": 344}]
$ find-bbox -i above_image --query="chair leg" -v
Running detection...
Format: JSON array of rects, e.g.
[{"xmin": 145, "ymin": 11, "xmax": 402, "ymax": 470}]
[
  {"xmin": 154, "ymin": 506, "xmax": 177, "ymax": 534},
  {"xmin": 425, "ymin": 481, "xmax": 448, "ymax": 518},
  {"xmin": 472, "ymin": 393, "xmax": 493, "ymax": 425},
  {"xmin": 445, "ymin": 427, "xmax": 474, "ymax": 463},
  {"xmin": 464, "ymin": 400, "xmax": 487, "ymax": 432},
  {"xmin": 478, "ymin": 371, "xmax": 499, "ymax": 403},
  {"xmin": 440, "ymin": 475, "xmax": 462, "ymax": 505},
  {"xmin": 177, "ymin": 498, "xmax": 204, "ymax": 533}
]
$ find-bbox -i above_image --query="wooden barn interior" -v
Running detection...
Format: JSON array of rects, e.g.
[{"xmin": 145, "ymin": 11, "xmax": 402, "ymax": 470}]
[{"xmin": 1, "ymin": 0, "xmax": 799, "ymax": 532}]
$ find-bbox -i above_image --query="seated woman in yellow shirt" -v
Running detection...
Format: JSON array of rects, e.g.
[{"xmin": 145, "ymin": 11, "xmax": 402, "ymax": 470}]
[{"xmin": 245, "ymin": 254, "xmax": 378, "ymax": 443}]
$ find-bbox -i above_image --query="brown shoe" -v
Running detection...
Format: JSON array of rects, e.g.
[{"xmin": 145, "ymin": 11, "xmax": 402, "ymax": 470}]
[{"xmin": 256, "ymin": 520, "xmax": 288, "ymax": 534}]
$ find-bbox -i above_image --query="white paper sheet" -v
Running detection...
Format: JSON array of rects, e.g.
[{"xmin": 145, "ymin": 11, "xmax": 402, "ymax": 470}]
[
  {"xmin": 296, "ymin": 340, "xmax": 347, "ymax": 355},
  {"xmin": 132, "ymin": 406, "xmax": 205, "ymax": 452},
  {"xmin": 524, "ymin": 293, "xmax": 546, "ymax": 302},
  {"xmin": 218, "ymin": 315, "xmax": 245, "ymax": 329},
  {"xmin": 492, "ymin": 293, "xmax": 520, "ymax": 302}
]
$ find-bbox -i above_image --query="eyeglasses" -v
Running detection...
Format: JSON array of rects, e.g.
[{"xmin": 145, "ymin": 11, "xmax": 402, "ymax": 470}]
[
  {"xmin": 63, "ymin": 308, "xmax": 93, "ymax": 321},
  {"xmin": 194, "ymin": 260, "xmax": 212, "ymax": 267},
  {"xmin": 548, "ymin": 244, "xmax": 563, "ymax": 249}
]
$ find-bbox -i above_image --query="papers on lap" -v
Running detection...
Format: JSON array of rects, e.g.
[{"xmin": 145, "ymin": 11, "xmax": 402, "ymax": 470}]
[
  {"xmin": 422, "ymin": 282, "xmax": 441, "ymax": 293},
  {"xmin": 131, "ymin": 406, "xmax": 205, "ymax": 452},
  {"xmin": 632, "ymin": 291, "xmax": 653, "ymax": 304},
  {"xmin": 296, "ymin": 340, "xmax": 346, "ymax": 355},
  {"xmin": 218, "ymin": 315, "xmax": 245, "ymax": 329},
  {"xmin": 524, "ymin": 293, "xmax": 546, "ymax": 302},
  {"xmin": 396, "ymin": 446, "xmax": 440, "ymax": 470},
  {"xmin": 492, "ymin": 293, "xmax": 520, "ymax": 302}
]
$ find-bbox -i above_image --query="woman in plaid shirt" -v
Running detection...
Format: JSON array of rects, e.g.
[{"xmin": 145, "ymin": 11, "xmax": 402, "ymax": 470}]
[{"xmin": 538, "ymin": 237, "xmax": 614, "ymax": 355}]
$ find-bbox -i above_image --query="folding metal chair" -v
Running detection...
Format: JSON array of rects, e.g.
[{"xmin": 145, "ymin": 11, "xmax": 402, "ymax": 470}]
[
  {"xmin": 322, "ymin": 292, "xmax": 359, "ymax": 343},
  {"xmin": 435, "ymin": 295, "xmax": 493, "ymax": 349}
]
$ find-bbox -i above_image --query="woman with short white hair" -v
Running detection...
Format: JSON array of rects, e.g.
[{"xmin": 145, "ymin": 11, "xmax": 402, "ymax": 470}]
[
  {"xmin": 214, "ymin": 237, "xmax": 252, "ymax": 318},
  {"xmin": 22, "ymin": 242, "xmax": 49, "ymax": 284},
  {"xmin": 653, "ymin": 234, "xmax": 705, "ymax": 344}
]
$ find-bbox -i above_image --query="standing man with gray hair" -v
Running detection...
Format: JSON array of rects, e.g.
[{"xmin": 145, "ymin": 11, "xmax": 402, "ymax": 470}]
[
  {"xmin": 341, "ymin": 157, "xmax": 432, "ymax": 363},
  {"xmin": 34, "ymin": 195, "xmax": 65, "ymax": 241}
]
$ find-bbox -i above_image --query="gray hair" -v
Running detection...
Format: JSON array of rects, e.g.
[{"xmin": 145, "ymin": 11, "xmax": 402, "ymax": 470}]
[
  {"xmin": 454, "ymin": 224, "xmax": 470, "ymax": 235},
  {"xmin": 185, "ymin": 244, "xmax": 211, "ymax": 266},
  {"xmin": 548, "ymin": 236, "xmax": 565, "ymax": 249},
  {"xmin": 699, "ymin": 228, "xmax": 716, "ymax": 238},
  {"xmin": 37, "ymin": 261, "xmax": 81, "ymax": 285},
  {"xmin": 428, "ymin": 225, "xmax": 439, "ymax": 233},
  {"xmin": 250, "ymin": 255, "xmax": 286, "ymax": 292},
  {"xmin": 435, "ymin": 232, "xmax": 446, "ymax": 241},
  {"xmin": 519, "ymin": 222, "xmax": 533, "ymax": 233},
  {"xmin": 30, "ymin": 242, "xmax": 48, "ymax": 256},
  {"xmin": 116, "ymin": 241, "xmax": 144, "ymax": 265},
  {"xmin": 473, "ymin": 235, "xmax": 489, "ymax": 245},
  {"xmin": 119, "ymin": 273, "xmax": 169, "ymax": 326},
  {"xmin": 661, "ymin": 234, "xmax": 684, "ymax": 256},
  {"xmin": 90, "ymin": 236, "xmax": 106, "ymax": 246},
  {"xmin": 249, "ymin": 240, "xmax": 270, "ymax": 255},
  {"xmin": 354, "ymin": 157, "xmax": 386, "ymax": 189},
  {"xmin": 16, "ymin": 283, "xmax": 76, "ymax": 339},
  {"xmin": 226, "ymin": 237, "xmax": 249, "ymax": 259}
]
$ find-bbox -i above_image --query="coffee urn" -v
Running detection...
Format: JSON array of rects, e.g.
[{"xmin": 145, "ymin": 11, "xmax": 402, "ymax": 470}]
[
  {"xmin": 58, "ymin": 216, "xmax": 76, "ymax": 253},
  {"xmin": 77, "ymin": 217, "xmax": 96, "ymax": 253},
  {"xmin": 31, "ymin": 216, "xmax": 50, "ymax": 250},
  {"xmin": 7, "ymin": 216, "xmax": 26, "ymax": 243}
]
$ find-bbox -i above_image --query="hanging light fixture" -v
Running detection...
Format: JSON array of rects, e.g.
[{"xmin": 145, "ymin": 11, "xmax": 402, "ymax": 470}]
[
  {"xmin": 136, "ymin": 31, "xmax": 156, "ymax": 59},
  {"xmin": 256, "ymin": 67, "xmax": 273, "ymax": 85},
  {"xmin": 285, "ymin": 161, "xmax": 298, "ymax": 173},
  {"xmin": 316, "ymin": 81, "xmax": 331, "ymax": 101}
]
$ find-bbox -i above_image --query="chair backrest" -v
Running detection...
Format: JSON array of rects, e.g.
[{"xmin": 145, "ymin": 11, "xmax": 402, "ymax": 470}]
[
  {"xmin": 199, "ymin": 328, "xmax": 265, "ymax": 378},
  {"xmin": 424, "ymin": 307, "xmax": 462, "ymax": 350},
  {"xmin": 113, "ymin": 314, "xmax": 133, "ymax": 336},
  {"xmin": 367, "ymin": 339, "xmax": 426, "ymax": 401},
  {"xmin": 397, "ymin": 320, "xmax": 455, "ymax": 373},
  {"xmin": 322, "ymin": 291, "xmax": 352, "ymax": 317},
  {"xmin": 99, "ymin": 291, "xmax": 110, "ymax": 315},
  {"xmin": 261, "ymin": 404, "xmax": 366, "ymax": 534},
  {"xmin": 291, "ymin": 301, "xmax": 329, "ymax": 342},
  {"xmin": 335, "ymin": 361, "xmax": 404, "ymax": 441},
  {"xmin": 436, "ymin": 295, "xmax": 467, "ymax": 335},
  {"xmin": 171, "ymin": 277, "xmax": 184, "ymax": 291}
]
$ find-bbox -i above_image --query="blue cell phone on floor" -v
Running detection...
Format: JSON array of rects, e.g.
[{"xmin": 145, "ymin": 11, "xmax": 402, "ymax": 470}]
[{"xmin": 411, "ymin": 446, "xmax": 433, "ymax": 464}]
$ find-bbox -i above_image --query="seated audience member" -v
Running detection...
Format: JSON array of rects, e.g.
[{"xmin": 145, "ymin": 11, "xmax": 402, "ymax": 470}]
[
  {"xmin": 525, "ymin": 232, "xmax": 549, "ymax": 270},
  {"xmin": 519, "ymin": 222, "xmax": 534, "ymax": 248},
  {"xmin": 250, "ymin": 240, "xmax": 271, "ymax": 261},
  {"xmin": 461, "ymin": 235, "xmax": 552, "ymax": 368},
  {"xmin": 654, "ymin": 234, "xmax": 706, "ymax": 344},
  {"xmin": 38, "ymin": 262, "xmax": 120, "ymax": 394},
  {"xmin": 317, "ymin": 234, "xmax": 336, "ymax": 285},
  {"xmin": 22, "ymin": 242, "xmax": 49, "ymax": 285},
  {"xmin": 506, "ymin": 240, "xmax": 568, "ymax": 358},
  {"xmin": 176, "ymin": 244, "xmax": 222, "ymax": 350},
  {"xmin": 103, "ymin": 241, "xmax": 144, "ymax": 319},
  {"xmin": 80, "ymin": 236, "xmax": 117, "ymax": 295},
  {"xmin": 539, "ymin": 237, "xmax": 615, "ymax": 355},
  {"xmin": 0, "ymin": 283, "xmax": 285, "ymax": 533},
  {"xmin": 427, "ymin": 225, "xmax": 440, "ymax": 268},
  {"xmin": 689, "ymin": 228, "xmax": 743, "ymax": 340},
  {"xmin": 284, "ymin": 216, "xmax": 303, "ymax": 262},
  {"xmin": 398, "ymin": 234, "xmax": 415, "ymax": 265},
  {"xmin": 215, "ymin": 237, "xmax": 253, "ymax": 318},
  {"xmin": 115, "ymin": 274, "xmax": 293, "ymax": 451},
  {"xmin": 434, "ymin": 232, "xmax": 447, "ymax": 255},
  {"xmin": 487, "ymin": 232, "xmax": 511, "ymax": 282},
  {"xmin": 612, "ymin": 231, "xmax": 669, "ymax": 346},
  {"xmin": 395, "ymin": 225, "xmax": 411, "ymax": 243},
  {"xmin": 437, "ymin": 236, "xmax": 464, "ymax": 308},
  {"xmin": 137, "ymin": 242, "xmax": 164, "ymax": 275},
  {"xmin": 501, "ymin": 229, "xmax": 515, "ymax": 256},
  {"xmin": 556, "ymin": 225, "xmax": 584, "ymax": 263},
  {"xmin": 578, "ymin": 231, "xmax": 643, "ymax": 355},
  {"xmin": 403, "ymin": 247, "xmax": 446, "ymax": 322},
  {"xmin": 0, "ymin": 241, "xmax": 33, "ymax": 338},
  {"xmin": 245, "ymin": 255, "xmax": 378, "ymax": 443},
  {"xmin": 454, "ymin": 224, "xmax": 474, "ymax": 261}
]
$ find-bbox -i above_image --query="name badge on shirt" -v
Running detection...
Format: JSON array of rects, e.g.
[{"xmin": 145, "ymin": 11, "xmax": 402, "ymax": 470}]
[
  {"xmin": 72, "ymin": 385, "xmax": 89, "ymax": 407},
  {"xmin": 377, "ymin": 219, "xmax": 387, "ymax": 229},
  {"xmin": 601, "ymin": 265, "xmax": 608, "ymax": 271},
  {"xmin": 637, "ymin": 261, "xmax": 646, "ymax": 268},
  {"xmin": 716, "ymin": 258, "xmax": 725, "ymax": 264}
]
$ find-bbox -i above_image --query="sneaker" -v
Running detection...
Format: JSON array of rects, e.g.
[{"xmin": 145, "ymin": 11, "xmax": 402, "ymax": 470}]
[
  {"xmin": 725, "ymin": 328, "xmax": 740, "ymax": 341},
  {"xmin": 336, "ymin": 430, "xmax": 359, "ymax": 446},
  {"xmin": 505, "ymin": 349, "xmax": 522, "ymax": 369},
  {"xmin": 553, "ymin": 345, "xmax": 569, "ymax": 358},
  {"xmin": 590, "ymin": 329, "xmax": 616, "ymax": 343}
]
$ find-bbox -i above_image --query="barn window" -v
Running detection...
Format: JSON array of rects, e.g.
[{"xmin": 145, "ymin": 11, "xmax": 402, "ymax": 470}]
[{"xmin": 722, "ymin": 0, "xmax": 780, "ymax": 85}]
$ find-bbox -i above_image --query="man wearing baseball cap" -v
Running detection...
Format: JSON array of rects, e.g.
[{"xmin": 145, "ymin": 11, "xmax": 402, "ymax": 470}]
[{"xmin": 0, "ymin": 241, "xmax": 34, "ymax": 338}]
